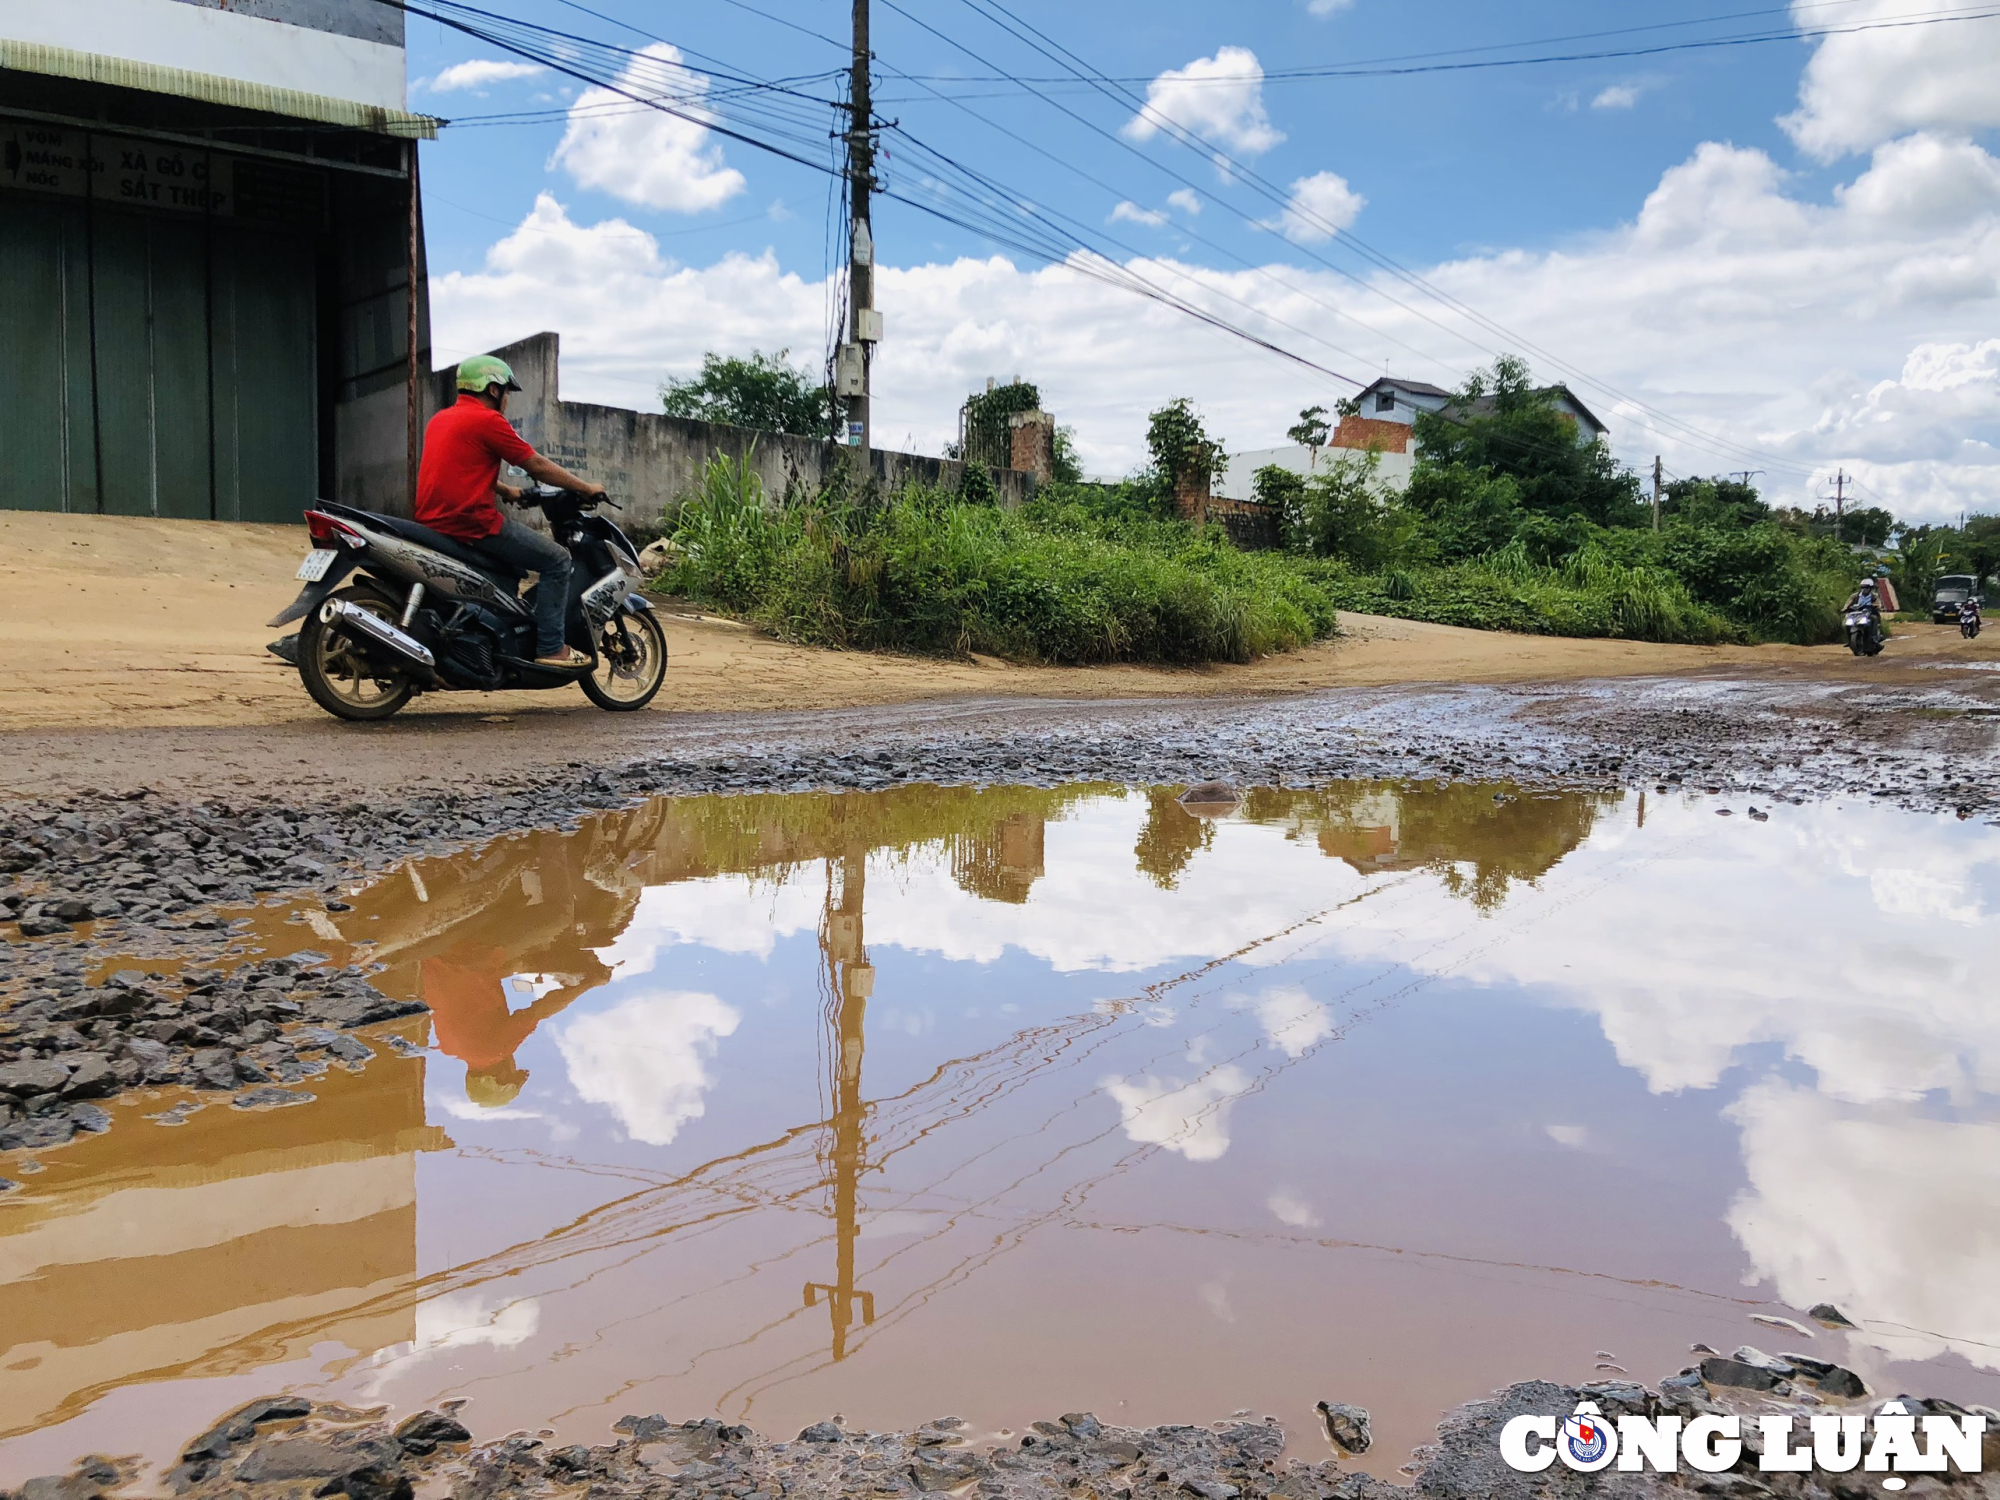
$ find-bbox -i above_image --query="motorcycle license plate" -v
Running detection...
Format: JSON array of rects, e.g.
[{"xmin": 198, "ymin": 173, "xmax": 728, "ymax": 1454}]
[{"xmin": 296, "ymin": 549, "xmax": 338, "ymax": 582}]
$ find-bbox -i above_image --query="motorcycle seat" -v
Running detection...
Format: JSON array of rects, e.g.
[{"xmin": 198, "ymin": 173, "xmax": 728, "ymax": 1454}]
[{"xmin": 322, "ymin": 504, "xmax": 526, "ymax": 582}]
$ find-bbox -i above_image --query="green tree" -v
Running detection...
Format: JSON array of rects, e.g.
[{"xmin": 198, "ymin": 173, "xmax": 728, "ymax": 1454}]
[
  {"xmin": 1838, "ymin": 506, "xmax": 1895, "ymax": 548},
  {"xmin": 1146, "ymin": 397, "xmax": 1228, "ymax": 492},
  {"xmin": 1052, "ymin": 425, "xmax": 1084, "ymax": 484},
  {"xmin": 1252, "ymin": 463, "xmax": 1306, "ymax": 512},
  {"xmin": 1412, "ymin": 355, "xmax": 1644, "ymax": 527},
  {"xmin": 1281, "ymin": 450, "xmax": 1412, "ymax": 568},
  {"xmin": 1960, "ymin": 514, "xmax": 2000, "ymax": 587},
  {"xmin": 1404, "ymin": 463, "xmax": 1522, "ymax": 563},
  {"xmin": 1663, "ymin": 477, "xmax": 1770, "ymax": 529},
  {"xmin": 1286, "ymin": 405, "xmax": 1332, "ymax": 453},
  {"xmin": 660, "ymin": 350, "xmax": 833, "ymax": 436}
]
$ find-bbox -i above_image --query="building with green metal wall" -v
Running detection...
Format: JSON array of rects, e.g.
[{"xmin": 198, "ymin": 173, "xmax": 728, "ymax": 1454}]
[{"xmin": 1, "ymin": 0, "xmax": 437, "ymax": 523}]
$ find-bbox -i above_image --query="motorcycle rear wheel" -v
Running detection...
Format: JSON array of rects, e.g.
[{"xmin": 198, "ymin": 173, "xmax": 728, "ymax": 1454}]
[
  {"xmin": 579, "ymin": 609, "xmax": 668, "ymax": 712},
  {"xmin": 299, "ymin": 585, "xmax": 416, "ymax": 721}
]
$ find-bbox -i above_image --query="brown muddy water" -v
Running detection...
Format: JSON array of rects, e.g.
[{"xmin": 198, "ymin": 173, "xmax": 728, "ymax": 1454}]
[{"xmin": 3, "ymin": 782, "xmax": 1997, "ymax": 1481}]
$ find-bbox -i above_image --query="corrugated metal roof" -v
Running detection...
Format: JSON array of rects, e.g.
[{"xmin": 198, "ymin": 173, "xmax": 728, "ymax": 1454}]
[{"xmin": 0, "ymin": 39, "xmax": 439, "ymax": 137}]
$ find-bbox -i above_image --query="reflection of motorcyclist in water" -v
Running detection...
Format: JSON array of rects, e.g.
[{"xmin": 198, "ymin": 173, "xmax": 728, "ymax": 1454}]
[{"xmin": 421, "ymin": 948, "xmax": 606, "ymax": 1106}]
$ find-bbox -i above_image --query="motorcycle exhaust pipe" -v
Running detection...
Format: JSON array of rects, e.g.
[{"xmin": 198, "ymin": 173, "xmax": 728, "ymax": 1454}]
[{"xmin": 321, "ymin": 598, "xmax": 438, "ymax": 670}]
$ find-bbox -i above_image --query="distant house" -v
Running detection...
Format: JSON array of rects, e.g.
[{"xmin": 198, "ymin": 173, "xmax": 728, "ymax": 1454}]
[
  {"xmin": 1352, "ymin": 376, "xmax": 1610, "ymax": 446},
  {"xmin": 1216, "ymin": 376, "xmax": 1610, "ymax": 504}
]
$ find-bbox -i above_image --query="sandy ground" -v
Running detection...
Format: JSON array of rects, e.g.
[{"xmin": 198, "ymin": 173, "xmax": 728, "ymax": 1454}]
[{"xmin": 2, "ymin": 509, "xmax": 1995, "ymax": 734}]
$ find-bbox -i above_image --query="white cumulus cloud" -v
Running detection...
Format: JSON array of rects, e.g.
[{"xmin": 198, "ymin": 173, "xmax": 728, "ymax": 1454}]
[
  {"xmin": 556, "ymin": 989, "xmax": 741, "ymax": 1146},
  {"xmin": 1110, "ymin": 200, "xmax": 1168, "ymax": 228},
  {"xmin": 435, "ymin": 114, "xmax": 2000, "ymax": 521},
  {"xmin": 1265, "ymin": 171, "xmax": 1366, "ymax": 243},
  {"xmin": 549, "ymin": 43, "xmax": 746, "ymax": 212},
  {"xmin": 426, "ymin": 59, "xmax": 546, "ymax": 93},
  {"xmin": 1782, "ymin": 0, "xmax": 2000, "ymax": 159},
  {"xmin": 1591, "ymin": 84, "xmax": 1641, "ymax": 111},
  {"xmin": 1168, "ymin": 188, "xmax": 1204, "ymax": 216},
  {"xmin": 1122, "ymin": 47, "xmax": 1284, "ymax": 158}
]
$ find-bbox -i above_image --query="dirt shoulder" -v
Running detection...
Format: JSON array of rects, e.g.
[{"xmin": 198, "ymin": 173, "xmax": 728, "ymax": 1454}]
[{"xmin": 5, "ymin": 510, "xmax": 1994, "ymax": 736}]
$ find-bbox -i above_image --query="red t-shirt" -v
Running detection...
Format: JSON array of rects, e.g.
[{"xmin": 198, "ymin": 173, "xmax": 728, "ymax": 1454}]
[{"xmin": 415, "ymin": 395, "xmax": 538, "ymax": 540}]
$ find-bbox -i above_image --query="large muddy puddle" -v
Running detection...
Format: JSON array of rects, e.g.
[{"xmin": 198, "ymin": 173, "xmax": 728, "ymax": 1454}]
[{"xmin": 3, "ymin": 783, "xmax": 1997, "ymax": 1479}]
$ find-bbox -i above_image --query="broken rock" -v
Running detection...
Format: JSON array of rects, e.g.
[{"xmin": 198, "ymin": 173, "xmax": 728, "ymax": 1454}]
[{"xmin": 1315, "ymin": 1401, "xmax": 1371, "ymax": 1455}]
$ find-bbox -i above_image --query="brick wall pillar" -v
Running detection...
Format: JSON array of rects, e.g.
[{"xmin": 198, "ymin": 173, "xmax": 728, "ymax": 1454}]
[
  {"xmin": 1173, "ymin": 470, "xmax": 1210, "ymax": 524},
  {"xmin": 1007, "ymin": 410, "xmax": 1056, "ymax": 485}
]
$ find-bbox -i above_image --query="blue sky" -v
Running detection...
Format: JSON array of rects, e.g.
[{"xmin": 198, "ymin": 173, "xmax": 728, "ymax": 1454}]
[
  {"xmin": 405, "ymin": 1, "xmax": 2000, "ymax": 518},
  {"xmin": 414, "ymin": 1, "xmax": 1820, "ymax": 273}
]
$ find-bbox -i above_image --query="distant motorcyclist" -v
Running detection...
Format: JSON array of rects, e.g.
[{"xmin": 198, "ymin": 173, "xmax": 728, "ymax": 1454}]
[
  {"xmin": 415, "ymin": 354, "xmax": 606, "ymax": 668},
  {"xmin": 1961, "ymin": 593, "xmax": 1984, "ymax": 639},
  {"xmin": 1844, "ymin": 577, "xmax": 1887, "ymax": 651}
]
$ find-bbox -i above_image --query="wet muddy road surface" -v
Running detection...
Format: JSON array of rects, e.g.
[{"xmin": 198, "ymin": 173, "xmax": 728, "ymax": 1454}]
[{"xmin": 1, "ymin": 671, "xmax": 1997, "ymax": 1492}]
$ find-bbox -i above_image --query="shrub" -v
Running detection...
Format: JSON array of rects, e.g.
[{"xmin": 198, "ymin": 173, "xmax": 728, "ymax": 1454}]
[{"xmin": 662, "ymin": 460, "xmax": 1340, "ymax": 665}]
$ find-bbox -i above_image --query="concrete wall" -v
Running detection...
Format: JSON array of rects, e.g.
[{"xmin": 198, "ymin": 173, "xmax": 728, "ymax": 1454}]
[
  {"xmin": 1218, "ymin": 441, "xmax": 1414, "ymax": 500},
  {"xmin": 409, "ymin": 332, "xmax": 1034, "ymax": 522}
]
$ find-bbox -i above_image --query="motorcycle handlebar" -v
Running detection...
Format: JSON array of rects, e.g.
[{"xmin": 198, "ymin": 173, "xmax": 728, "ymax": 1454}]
[{"xmin": 525, "ymin": 484, "xmax": 621, "ymax": 512}]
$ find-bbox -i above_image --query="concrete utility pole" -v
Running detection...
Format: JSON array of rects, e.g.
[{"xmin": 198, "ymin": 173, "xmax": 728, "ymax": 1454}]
[
  {"xmin": 1832, "ymin": 468, "xmax": 1847, "ymax": 522},
  {"xmin": 1652, "ymin": 455, "xmax": 1662, "ymax": 532},
  {"xmin": 843, "ymin": 0, "xmax": 878, "ymax": 468}
]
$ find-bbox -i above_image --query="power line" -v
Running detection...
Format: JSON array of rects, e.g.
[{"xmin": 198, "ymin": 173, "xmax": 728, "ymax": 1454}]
[
  {"xmin": 945, "ymin": 0, "xmax": 1836, "ymax": 477},
  {"xmin": 882, "ymin": 2, "xmax": 2000, "ymax": 88},
  {"xmin": 397, "ymin": 0, "xmax": 1388, "ymax": 404}
]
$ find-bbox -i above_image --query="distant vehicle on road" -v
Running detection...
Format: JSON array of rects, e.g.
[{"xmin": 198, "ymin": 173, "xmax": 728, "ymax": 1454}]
[{"xmin": 1932, "ymin": 574, "xmax": 1984, "ymax": 624}]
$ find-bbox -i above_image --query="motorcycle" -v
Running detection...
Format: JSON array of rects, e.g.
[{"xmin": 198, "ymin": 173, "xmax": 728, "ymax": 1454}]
[
  {"xmin": 1843, "ymin": 600, "xmax": 1885, "ymax": 657},
  {"xmin": 1962, "ymin": 598, "xmax": 1984, "ymax": 640},
  {"xmin": 267, "ymin": 487, "xmax": 666, "ymax": 721}
]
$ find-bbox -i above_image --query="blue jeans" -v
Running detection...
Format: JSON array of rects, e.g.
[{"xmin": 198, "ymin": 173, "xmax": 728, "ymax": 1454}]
[{"xmin": 473, "ymin": 518, "xmax": 573, "ymax": 656}]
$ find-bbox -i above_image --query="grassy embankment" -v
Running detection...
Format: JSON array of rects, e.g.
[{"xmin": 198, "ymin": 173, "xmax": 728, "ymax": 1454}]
[{"xmin": 654, "ymin": 459, "xmax": 1852, "ymax": 665}]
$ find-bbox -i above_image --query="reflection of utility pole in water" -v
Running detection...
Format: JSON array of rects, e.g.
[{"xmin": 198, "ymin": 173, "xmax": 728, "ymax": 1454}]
[{"xmin": 803, "ymin": 840, "xmax": 875, "ymax": 1360}]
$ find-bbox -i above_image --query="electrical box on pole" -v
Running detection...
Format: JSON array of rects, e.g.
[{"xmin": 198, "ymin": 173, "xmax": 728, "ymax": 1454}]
[{"xmin": 834, "ymin": 344, "xmax": 865, "ymax": 399}]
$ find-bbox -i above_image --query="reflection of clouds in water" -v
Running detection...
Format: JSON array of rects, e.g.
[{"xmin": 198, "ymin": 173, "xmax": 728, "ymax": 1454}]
[
  {"xmin": 864, "ymin": 806, "xmax": 1359, "ymax": 974},
  {"xmin": 1248, "ymin": 986, "xmax": 1333, "ymax": 1058},
  {"xmin": 590, "ymin": 799, "xmax": 1361, "ymax": 977},
  {"xmin": 1267, "ymin": 1186, "xmax": 1320, "ymax": 1228},
  {"xmin": 1726, "ymin": 1079, "xmax": 2000, "ymax": 1371},
  {"xmin": 416, "ymin": 1290, "xmax": 540, "ymax": 1351},
  {"xmin": 1869, "ymin": 867, "xmax": 1985, "ymax": 924},
  {"xmin": 593, "ymin": 877, "xmax": 822, "ymax": 968},
  {"xmin": 361, "ymin": 1292, "xmax": 539, "ymax": 1393},
  {"xmin": 1103, "ymin": 1062, "xmax": 1252, "ymax": 1162},
  {"xmin": 1302, "ymin": 799, "xmax": 2000, "ymax": 1371},
  {"xmin": 1312, "ymin": 802, "xmax": 2000, "ymax": 1103},
  {"xmin": 556, "ymin": 989, "xmax": 740, "ymax": 1146},
  {"xmin": 586, "ymin": 790, "xmax": 2000, "ymax": 1372}
]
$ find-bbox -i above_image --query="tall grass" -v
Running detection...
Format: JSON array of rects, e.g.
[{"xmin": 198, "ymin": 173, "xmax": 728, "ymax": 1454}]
[
  {"xmin": 660, "ymin": 460, "xmax": 1338, "ymax": 665},
  {"xmin": 659, "ymin": 460, "xmax": 1786, "ymax": 664}
]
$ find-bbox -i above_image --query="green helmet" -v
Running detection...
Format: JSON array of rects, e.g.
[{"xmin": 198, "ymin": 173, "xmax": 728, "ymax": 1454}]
[{"xmin": 456, "ymin": 354, "xmax": 522, "ymax": 394}]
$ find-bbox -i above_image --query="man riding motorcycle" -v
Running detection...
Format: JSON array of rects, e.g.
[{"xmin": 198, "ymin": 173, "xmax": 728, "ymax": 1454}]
[
  {"xmin": 1843, "ymin": 576, "xmax": 1887, "ymax": 651},
  {"xmin": 416, "ymin": 354, "xmax": 607, "ymax": 668}
]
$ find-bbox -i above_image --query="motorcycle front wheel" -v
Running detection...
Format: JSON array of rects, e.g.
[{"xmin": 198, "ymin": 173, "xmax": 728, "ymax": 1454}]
[
  {"xmin": 579, "ymin": 609, "xmax": 668, "ymax": 712},
  {"xmin": 299, "ymin": 585, "xmax": 416, "ymax": 721}
]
